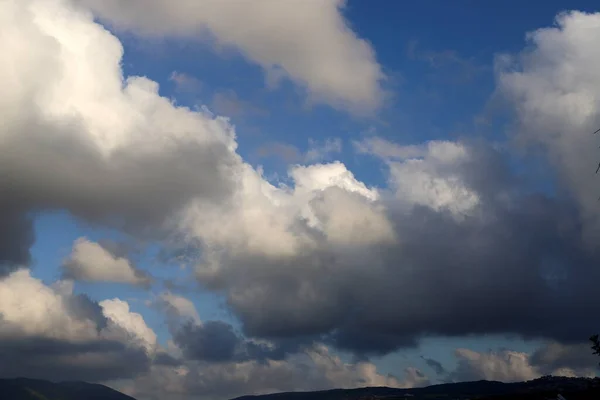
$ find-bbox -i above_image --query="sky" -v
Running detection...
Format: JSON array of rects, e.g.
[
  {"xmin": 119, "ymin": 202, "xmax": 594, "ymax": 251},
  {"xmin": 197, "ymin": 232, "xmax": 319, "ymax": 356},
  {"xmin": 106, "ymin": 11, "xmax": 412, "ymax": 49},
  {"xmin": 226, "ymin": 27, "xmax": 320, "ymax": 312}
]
[{"xmin": 2, "ymin": 0, "xmax": 600, "ymax": 399}]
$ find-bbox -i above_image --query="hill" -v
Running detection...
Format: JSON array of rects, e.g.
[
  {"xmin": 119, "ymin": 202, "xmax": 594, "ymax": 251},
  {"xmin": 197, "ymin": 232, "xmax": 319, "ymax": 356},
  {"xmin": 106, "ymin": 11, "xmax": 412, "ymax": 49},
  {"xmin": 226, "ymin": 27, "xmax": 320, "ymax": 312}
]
[
  {"xmin": 231, "ymin": 376, "xmax": 600, "ymax": 400},
  {"xmin": 0, "ymin": 378, "xmax": 136, "ymax": 400}
]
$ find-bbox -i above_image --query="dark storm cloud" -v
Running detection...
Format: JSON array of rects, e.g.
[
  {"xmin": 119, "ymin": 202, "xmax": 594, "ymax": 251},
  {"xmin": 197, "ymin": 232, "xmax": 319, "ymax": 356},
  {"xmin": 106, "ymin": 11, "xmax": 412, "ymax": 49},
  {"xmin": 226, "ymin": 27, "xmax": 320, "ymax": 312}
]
[
  {"xmin": 530, "ymin": 342, "xmax": 600, "ymax": 375},
  {"xmin": 195, "ymin": 142, "xmax": 600, "ymax": 357},
  {"xmin": 0, "ymin": 336, "xmax": 150, "ymax": 382}
]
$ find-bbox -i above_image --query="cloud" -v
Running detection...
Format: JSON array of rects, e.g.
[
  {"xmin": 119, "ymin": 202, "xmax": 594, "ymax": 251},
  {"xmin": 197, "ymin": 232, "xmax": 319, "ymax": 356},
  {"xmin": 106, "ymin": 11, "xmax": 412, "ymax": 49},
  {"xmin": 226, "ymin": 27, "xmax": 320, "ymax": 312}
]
[
  {"xmin": 449, "ymin": 348, "xmax": 539, "ymax": 383},
  {"xmin": 76, "ymin": 0, "xmax": 386, "ymax": 114},
  {"xmin": 0, "ymin": 0, "xmax": 240, "ymax": 272},
  {"xmin": 155, "ymin": 292, "xmax": 201, "ymax": 325},
  {"xmin": 447, "ymin": 343, "xmax": 599, "ymax": 383},
  {"xmin": 63, "ymin": 238, "xmax": 151, "ymax": 286},
  {"xmin": 529, "ymin": 342, "xmax": 600, "ymax": 377},
  {"xmin": 496, "ymin": 10, "xmax": 600, "ymax": 240},
  {"xmin": 422, "ymin": 357, "xmax": 447, "ymax": 376},
  {"xmin": 0, "ymin": 269, "xmax": 156, "ymax": 381},
  {"xmin": 5, "ymin": 0, "xmax": 600, "ymax": 390},
  {"xmin": 177, "ymin": 137, "xmax": 600, "ymax": 356},
  {"xmin": 116, "ymin": 344, "xmax": 405, "ymax": 400},
  {"xmin": 100, "ymin": 298, "xmax": 158, "ymax": 353}
]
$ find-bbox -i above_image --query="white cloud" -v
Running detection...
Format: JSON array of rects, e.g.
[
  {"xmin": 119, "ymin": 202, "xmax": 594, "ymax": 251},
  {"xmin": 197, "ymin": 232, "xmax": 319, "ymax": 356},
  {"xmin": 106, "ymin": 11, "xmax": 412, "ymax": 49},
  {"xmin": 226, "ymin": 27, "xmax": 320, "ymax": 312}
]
[
  {"xmin": 64, "ymin": 238, "xmax": 149, "ymax": 286},
  {"xmin": 0, "ymin": 269, "xmax": 157, "ymax": 381},
  {"xmin": 76, "ymin": 0, "xmax": 386, "ymax": 114},
  {"xmin": 356, "ymin": 137, "xmax": 480, "ymax": 216},
  {"xmin": 156, "ymin": 292, "xmax": 201, "ymax": 325},
  {"xmin": 0, "ymin": 269, "xmax": 156, "ymax": 350},
  {"xmin": 0, "ymin": 269, "xmax": 98, "ymax": 341},
  {"xmin": 0, "ymin": 0, "xmax": 240, "ymax": 268},
  {"xmin": 497, "ymin": 11, "xmax": 600, "ymax": 238},
  {"xmin": 101, "ymin": 298, "xmax": 158, "ymax": 354}
]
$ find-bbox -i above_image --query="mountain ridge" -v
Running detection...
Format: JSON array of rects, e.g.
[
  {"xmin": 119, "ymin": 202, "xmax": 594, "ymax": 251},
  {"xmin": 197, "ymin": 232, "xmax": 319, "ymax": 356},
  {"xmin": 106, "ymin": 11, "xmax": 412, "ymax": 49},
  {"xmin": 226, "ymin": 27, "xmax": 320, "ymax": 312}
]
[
  {"xmin": 0, "ymin": 378, "xmax": 136, "ymax": 400},
  {"xmin": 1, "ymin": 375, "xmax": 599, "ymax": 400},
  {"xmin": 230, "ymin": 376, "xmax": 600, "ymax": 400}
]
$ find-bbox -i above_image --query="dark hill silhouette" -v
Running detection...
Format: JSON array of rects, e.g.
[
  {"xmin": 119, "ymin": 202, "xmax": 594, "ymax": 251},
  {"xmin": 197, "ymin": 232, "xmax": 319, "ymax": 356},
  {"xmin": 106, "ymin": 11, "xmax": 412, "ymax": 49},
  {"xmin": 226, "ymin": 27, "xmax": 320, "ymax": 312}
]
[
  {"xmin": 0, "ymin": 378, "xmax": 136, "ymax": 400},
  {"xmin": 1, "ymin": 375, "xmax": 599, "ymax": 400},
  {"xmin": 231, "ymin": 376, "xmax": 600, "ymax": 400}
]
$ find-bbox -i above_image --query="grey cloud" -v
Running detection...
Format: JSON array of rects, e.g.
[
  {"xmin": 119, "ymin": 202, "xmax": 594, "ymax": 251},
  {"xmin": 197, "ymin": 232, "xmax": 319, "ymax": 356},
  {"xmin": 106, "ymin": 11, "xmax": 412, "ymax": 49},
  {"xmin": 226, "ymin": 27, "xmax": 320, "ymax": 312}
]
[
  {"xmin": 530, "ymin": 342, "xmax": 600, "ymax": 376},
  {"xmin": 64, "ymin": 293, "xmax": 109, "ymax": 333},
  {"xmin": 172, "ymin": 321, "xmax": 302, "ymax": 363},
  {"xmin": 193, "ymin": 142, "xmax": 600, "ymax": 357},
  {"xmin": 153, "ymin": 352, "xmax": 182, "ymax": 367},
  {"xmin": 173, "ymin": 321, "xmax": 238, "ymax": 362},
  {"xmin": 422, "ymin": 357, "xmax": 447, "ymax": 376},
  {"xmin": 0, "ymin": 203, "xmax": 33, "ymax": 274},
  {"xmin": 0, "ymin": 270, "xmax": 155, "ymax": 383},
  {"xmin": 445, "ymin": 342, "xmax": 599, "ymax": 384},
  {"xmin": 0, "ymin": 337, "xmax": 150, "ymax": 382}
]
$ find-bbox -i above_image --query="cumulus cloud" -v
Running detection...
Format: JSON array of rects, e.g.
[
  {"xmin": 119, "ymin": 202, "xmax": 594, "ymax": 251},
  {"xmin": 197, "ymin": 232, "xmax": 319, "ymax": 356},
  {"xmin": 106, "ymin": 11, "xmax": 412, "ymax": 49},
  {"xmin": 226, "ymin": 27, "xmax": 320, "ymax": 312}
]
[
  {"xmin": 4, "ymin": 0, "xmax": 600, "ymax": 392},
  {"xmin": 178, "ymin": 134, "xmax": 600, "ymax": 356},
  {"xmin": 63, "ymin": 238, "xmax": 150, "ymax": 286},
  {"xmin": 0, "ymin": 0, "xmax": 239, "ymax": 271},
  {"xmin": 0, "ymin": 270, "xmax": 155, "ymax": 381},
  {"xmin": 76, "ymin": 0, "xmax": 386, "ymax": 114},
  {"xmin": 497, "ymin": 10, "xmax": 600, "ymax": 239},
  {"xmin": 448, "ymin": 343, "xmax": 599, "ymax": 383}
]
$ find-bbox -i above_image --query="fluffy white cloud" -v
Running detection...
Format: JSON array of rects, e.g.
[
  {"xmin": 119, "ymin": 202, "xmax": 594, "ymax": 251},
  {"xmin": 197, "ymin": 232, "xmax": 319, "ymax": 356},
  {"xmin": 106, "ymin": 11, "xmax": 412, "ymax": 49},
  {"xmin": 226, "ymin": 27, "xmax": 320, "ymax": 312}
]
[
  {"xmin": 497, "ymin": 10, "xmax": 600, "ymax": 238},
  {"xmin": 101, "ymin": 298, "xmax": 158, "ymax": 354},
  {"xmin": 356, "ymin": 138, "xmax": 480, "ymax": 216},
  {"xmin": 4, "ymin": 0, "xmax": 600, "ymax": 391},
  {"xmin": 0, "ymin": 0, "xmax": 239, "ymax": 268},
  {"xmin": 0, "ymin": 270, "xmax": 98, "ymax": 341},
  {"xmin": 63, "ymin": 238, "xmax": 150, "ymax": 286},
  {"xmin": 0, "ymin": 269, "xmax": 157, "ymax": 381},
  {"xmin": 75, "ymin": 0, "xmax": 385, "ymax": 114}
]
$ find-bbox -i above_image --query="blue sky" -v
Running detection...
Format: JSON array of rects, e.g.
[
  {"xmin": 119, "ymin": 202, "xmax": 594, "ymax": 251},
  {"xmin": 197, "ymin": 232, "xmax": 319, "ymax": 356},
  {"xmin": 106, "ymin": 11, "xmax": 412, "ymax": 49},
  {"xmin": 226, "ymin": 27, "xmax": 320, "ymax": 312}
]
[{"xmin": 4, "ymin": 0, "xmax": 600, "ymax": 398}]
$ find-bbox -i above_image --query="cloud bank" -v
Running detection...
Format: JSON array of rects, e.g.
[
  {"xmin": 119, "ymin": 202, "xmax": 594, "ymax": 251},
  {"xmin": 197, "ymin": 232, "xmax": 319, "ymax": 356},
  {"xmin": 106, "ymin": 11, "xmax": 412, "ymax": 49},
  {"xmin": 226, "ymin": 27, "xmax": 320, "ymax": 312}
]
[{"xmin": 1, "ymin": 0, "xmax": 600, "ymax": 398}]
